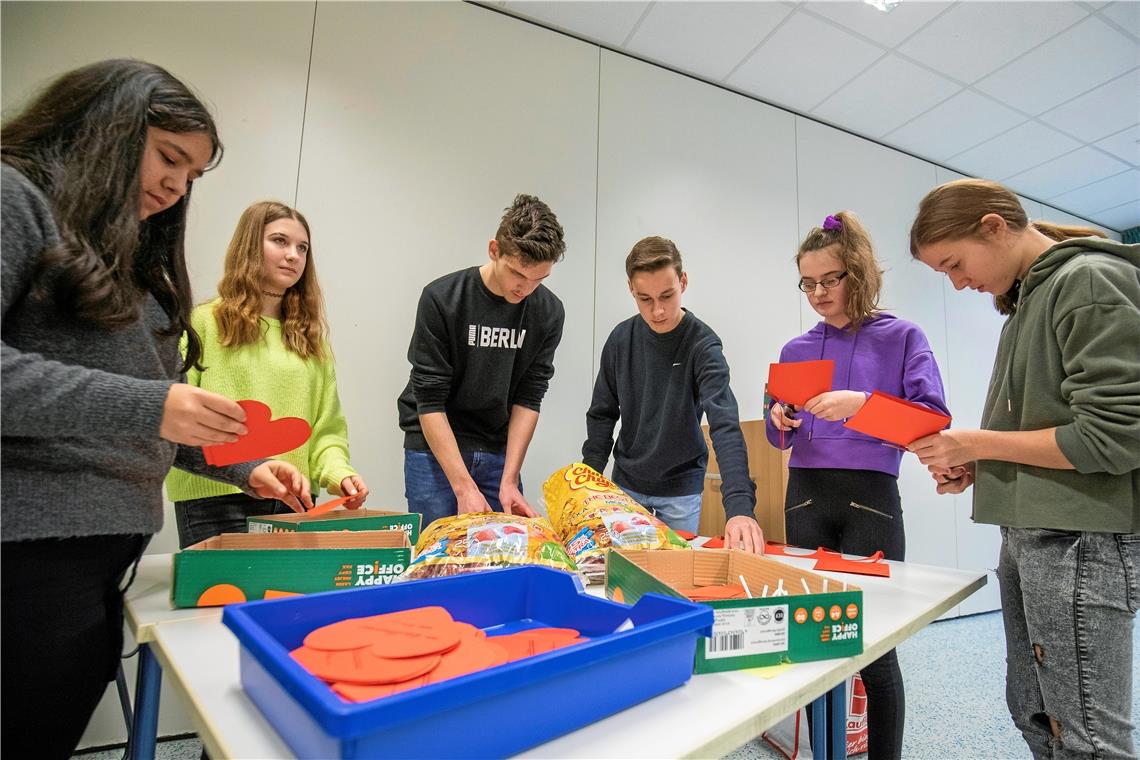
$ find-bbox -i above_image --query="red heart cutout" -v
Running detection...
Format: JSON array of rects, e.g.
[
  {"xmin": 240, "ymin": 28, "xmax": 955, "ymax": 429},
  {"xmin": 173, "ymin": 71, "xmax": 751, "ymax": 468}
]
[{"xmin": 203, "ymin": 400, "xmax": 312, "ymax": 466}]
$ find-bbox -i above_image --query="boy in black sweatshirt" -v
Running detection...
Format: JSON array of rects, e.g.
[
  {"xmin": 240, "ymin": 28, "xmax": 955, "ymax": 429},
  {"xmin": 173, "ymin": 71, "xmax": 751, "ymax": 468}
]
[
  {"xmin": 582, "ymin": 236, "xmax": 764, "ymax": 552},
  {"xmin": 398, "ymin": 194, "xmax": 566, "ymax": 526}
]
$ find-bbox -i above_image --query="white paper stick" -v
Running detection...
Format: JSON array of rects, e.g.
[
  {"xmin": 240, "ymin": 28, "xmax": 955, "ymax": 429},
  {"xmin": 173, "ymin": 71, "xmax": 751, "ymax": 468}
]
[
  {"xmin": 739, "ymin": 574, "xmax": 753, "ymax": 599},
  {"xmin": 822, "ymin": 579, "xmax": 828, "ymax": 593},
  {"xmin": 762, "ymin": 584, "xmax": 769, "ymax": 598},
  {"xmin": 773, "ymin": 578, "xmax": 788, "ymax": 597},
  {"xmin": 800, "ymin": 578, "xmax": 811, "ymax": 594}
]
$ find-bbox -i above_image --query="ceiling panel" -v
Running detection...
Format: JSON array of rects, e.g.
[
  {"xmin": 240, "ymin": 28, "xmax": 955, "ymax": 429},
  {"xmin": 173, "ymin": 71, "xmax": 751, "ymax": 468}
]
[
  {"xmin": 812, "ymin": 54, "xmax": 962, "ymax": 138},
  {"xmin": 975, "ymin": 15, "xmax": 1139, "ymax": 115},
  {"xmin": 1003, "ymin": 145, "xmax": 1131, "ymax": 199},
  {"xmin": 501, "ymin": 1, "xmax": 648, "ymax": 47},
  {"xmin": 1095, "ymin": 123, "xmax": 1140, "ymax": 166},
  {"xmin": 947, "ymin": 120, "xmax": 1083, "ymax": 179},
  {"xmin": 885, "ymin": 90, "xmax": 1026, "ymax": 161},
  {"xmin": 1047, "ymin": 169, "xmax": 1140, "ymax": 216},
  {"xmin": 800, "ymin": 1, "xmax": 953, "ymax": 48},
  {"xmin": 1099, "ymin": 1, "xmax": 1140, "ymax": 36},
  {"xmin": 626, "ymin": 2, "xmax": 793, "ymax": 83},
  {"xmin": 1038, "ymin": 68, "xmax": 1140, "ymax": 143},
  {"xmin": 1092, "ymin": 199, "xmax": 1140, "ymax": 230},
  {"xmin": 897, "ymin": 2, "xmax": 1088, "ymax": 84},
  {"xmin": 725, "ymin": 10, "xmax": 883, "ymax": 114}
]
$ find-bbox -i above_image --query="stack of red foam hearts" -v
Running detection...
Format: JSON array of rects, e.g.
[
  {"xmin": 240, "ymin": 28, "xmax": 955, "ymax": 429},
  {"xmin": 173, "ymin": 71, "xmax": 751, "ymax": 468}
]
[{"xmin": 290, "ymin": 605, "xmax": 588, "ymax": 702}]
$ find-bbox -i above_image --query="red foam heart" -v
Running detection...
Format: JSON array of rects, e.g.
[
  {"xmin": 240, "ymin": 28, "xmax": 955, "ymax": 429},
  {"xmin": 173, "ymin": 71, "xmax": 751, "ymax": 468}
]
[{"xmin": 203, "ymin": 400, "xmax": 312, "ymax": 466}]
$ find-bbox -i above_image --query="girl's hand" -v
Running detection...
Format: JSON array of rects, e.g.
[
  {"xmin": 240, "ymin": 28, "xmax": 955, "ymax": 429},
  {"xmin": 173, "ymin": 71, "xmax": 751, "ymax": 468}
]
[
  {"xmin": 930, "ymin": 462, "xmax": 975, "ymax": 495},
  {"xmin": 802, "ymin": 390, "xmax": 867, "ymax": 421},
  {"xmin": 250, "ymin": 461, "xmax": 312, "ymax": 513},
  {"xmin": 340, "ymin": 475, "xmax": 369, "ymax": 510},
  {"xmin": 160, "ymin": 384, "xmax": 248, "ymax": 446},
  {"xmin": 770, "ymin": 402, "xmax": 801, "ymax": 432},
  {"xmin": 910, "ymin": 430, "xmax": 977, "ymax": 470}
]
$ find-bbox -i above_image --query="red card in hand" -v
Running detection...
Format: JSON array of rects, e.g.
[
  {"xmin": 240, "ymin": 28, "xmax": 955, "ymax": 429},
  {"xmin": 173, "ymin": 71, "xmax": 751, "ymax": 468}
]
[
  {"xmin": 843, "ymin": 391, "xmax": 950, "ymax": 448},
  {"xmin": 202, "ymin": 400, "xmax": 312, "ymax": 466},
  {"xmin": 767, "ymin": 360, "xmax": 835, "ymax": 407}
]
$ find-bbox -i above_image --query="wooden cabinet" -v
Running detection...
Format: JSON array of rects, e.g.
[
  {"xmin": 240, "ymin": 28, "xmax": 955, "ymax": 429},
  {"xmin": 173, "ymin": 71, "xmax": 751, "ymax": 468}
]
[{"xmin": 699, "ymin": 420, "xmax": 789, "ymax": 542}]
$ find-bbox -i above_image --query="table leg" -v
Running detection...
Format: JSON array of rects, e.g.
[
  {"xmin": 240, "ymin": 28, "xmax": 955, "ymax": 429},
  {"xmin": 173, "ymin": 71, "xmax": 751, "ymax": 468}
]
[
  {"xmin": 828, "ymin": 678, "xmax": 847, "ymax": 760},
  {"xmin": 810, "ymin": 693, "xmax": 828, "ymax": 760},
  {"xmin": 125, "ymin": 643, "xmax": 162, "ymax": 760}
]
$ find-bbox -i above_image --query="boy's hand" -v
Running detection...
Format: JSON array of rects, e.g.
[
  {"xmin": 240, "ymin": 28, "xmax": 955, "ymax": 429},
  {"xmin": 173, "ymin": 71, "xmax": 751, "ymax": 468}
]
[
  {"xmin": 250, "ymin": 461, "xmax": 312, "ymax": 513},
  {"xmin": 499, "ymin": 481, "xmax": 537, "ymax": 518},
  {"xmin": 340, "ymin": 475, "xmax": 369, "ymax": 510},
  {"xmin": 770, "ymin": 402, "xmax": 801, "ymax": 432},
  {"xmin": 725, "ymin": 515, "xmax": 764, "ymax": 554},
  {"xmin": 456, "ymin": 484, "xmax": 494, "ymax": 515}
]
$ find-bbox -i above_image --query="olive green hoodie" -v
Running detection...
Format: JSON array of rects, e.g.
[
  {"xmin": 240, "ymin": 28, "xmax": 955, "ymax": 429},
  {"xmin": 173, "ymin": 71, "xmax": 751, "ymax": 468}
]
[{"xmin": 975, "ymin": 236, "xmax": 1140, "ymax": 533}]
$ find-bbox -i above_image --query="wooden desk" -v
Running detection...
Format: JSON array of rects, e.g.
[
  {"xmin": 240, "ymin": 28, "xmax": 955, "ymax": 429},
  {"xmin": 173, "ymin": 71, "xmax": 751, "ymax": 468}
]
[{"xmin": 135, "ymin": 554, "xmax": 984, "ymax": 758}]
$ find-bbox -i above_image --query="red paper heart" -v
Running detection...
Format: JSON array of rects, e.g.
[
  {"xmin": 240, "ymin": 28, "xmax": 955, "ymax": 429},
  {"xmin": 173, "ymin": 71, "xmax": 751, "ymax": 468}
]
[{"xmin": 203, "ymin": 400, "xmax": 312, "ymax": 466}]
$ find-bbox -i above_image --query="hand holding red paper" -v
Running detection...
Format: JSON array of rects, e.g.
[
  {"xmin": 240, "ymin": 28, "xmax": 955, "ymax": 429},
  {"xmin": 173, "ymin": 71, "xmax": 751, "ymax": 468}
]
[
  {"xmin": 910, "ymin": 428, "xmax": 975, "ymax": 470},
  {"xmin": 802, "ymin": 390, "xmax": 867, "ymax": 421},
  {"xmin": 843, "ymin": 390, "xmax": 951, "ymax": 448},
  {"xmin": 767, "ymin": 360, "xmax": 835, "ymax": 407},
  {"xmin": 248, "ymin": 461, "xmax": 312, "ymax": 513},
  {"xmin": 202, "ymin": 399, "xmax": 312, "ymax": 467},
  {"xmin": 724, "ymin": 515, "xmax": 764, "ymax": 554},
  {"xmin": 340, "ymin": 475, "xmax": 369, "ymax": 510},
  {"xmin": 160, "ymin": 384, "xmax": 248, "ymax": 447}
]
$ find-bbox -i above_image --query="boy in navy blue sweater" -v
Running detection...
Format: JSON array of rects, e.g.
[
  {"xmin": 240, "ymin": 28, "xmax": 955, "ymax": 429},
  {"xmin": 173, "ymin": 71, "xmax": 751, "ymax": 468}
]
[{"xmin": 582, "ymin": 237, "xmax": 763, "ymax": 552}]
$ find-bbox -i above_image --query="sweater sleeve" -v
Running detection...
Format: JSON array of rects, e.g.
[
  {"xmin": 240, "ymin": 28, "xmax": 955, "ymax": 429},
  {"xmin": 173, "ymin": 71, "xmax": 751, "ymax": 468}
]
[
  {"xmin": 512, "ymin": 298, "xmax": 565, "ymax": 412},
  {"xmin": 308, "ymin": 352, "xmax": 356, "ymax": 493},
  {"xmin": 697, "ymin": 340, "xmax": 756, "ymax": 521},
  {"xmin": 1, "ymin": 169, "xmax": 173, "ymax": 438},
  {"xmin": 582, "ymin": 337, "xmax": 619, "ymax": 474},
  {"xmin": 408, "ymin": 289, "xmax": 454, "ymax": 415},
  {"xmin": 1053, "ymin": 265, "xmax": 1140, "ymax": 476},
  {"xmin": 172, "ymin": 445, "xmax": 262, "ymax": 495},
  {"xmin": 902, "ymin": 326, "xmax": 950, "ymax": 417},
  {"xmin": 764, "ymin": 344, "xmax": 796, "ymax": 450}
]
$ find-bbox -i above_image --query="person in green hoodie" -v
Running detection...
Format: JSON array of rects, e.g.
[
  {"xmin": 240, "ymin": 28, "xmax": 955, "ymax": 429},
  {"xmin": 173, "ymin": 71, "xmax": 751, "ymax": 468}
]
[{"xmin": 908, "ymin": 178, "xmax": 1139, "ymax": 760}]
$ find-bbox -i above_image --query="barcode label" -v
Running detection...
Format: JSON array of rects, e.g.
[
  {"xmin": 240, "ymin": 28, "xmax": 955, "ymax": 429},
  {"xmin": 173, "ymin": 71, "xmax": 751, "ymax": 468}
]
[
  {"xmin": 709, "ymin": 632, "xmax": 744, "ymax": 652},
  {"xmin": 705, "ymin": 604, "xmax": 789, "ymax": 659}
]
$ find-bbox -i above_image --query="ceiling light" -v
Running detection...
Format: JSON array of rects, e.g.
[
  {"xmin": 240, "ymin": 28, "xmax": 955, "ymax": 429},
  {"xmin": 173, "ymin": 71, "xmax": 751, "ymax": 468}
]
[{"xmin": 864, "ymin": 0, "xmax": 900, "ymax": 12}]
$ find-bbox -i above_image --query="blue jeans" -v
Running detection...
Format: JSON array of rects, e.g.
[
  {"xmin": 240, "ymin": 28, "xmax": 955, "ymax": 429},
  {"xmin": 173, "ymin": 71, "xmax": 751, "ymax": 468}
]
[
  {"xmin": 404, "ymin": 449, "xmax": 517, "ymax": 530},
  {"xmin": 999, "ymin": 527, "xmax": 1138, "ymax": 759},
  {"xmin": 619, "ymin": 486, "xmax": 702, "ymax": 535}
]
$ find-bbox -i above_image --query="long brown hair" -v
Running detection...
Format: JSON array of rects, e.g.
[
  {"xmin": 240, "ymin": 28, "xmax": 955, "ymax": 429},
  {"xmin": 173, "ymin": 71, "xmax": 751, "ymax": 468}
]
[
  {"xmin": 796, "ymin": 210, "xmax": 883, "ymax": 330},
  {"xmin": 2, "ymin": 59, "xmax": 223, "ymax": 371},
  {"xmin": 910, "ymin": 179, "xmax": 1106, "ymax": 314},
  {"xmin": 214, "ymin": 201, "xmax": 328, "ymax": 360}
]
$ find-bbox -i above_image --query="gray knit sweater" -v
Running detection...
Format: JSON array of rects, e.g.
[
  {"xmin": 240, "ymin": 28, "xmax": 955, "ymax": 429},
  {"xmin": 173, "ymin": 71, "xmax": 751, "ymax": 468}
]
[{"xmin": 2, "ymin": 164, "xmax": 258, "ymax": 541}]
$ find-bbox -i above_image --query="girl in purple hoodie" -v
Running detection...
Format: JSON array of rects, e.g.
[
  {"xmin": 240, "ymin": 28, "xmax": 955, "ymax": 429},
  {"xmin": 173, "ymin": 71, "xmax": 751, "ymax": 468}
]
[{"xmin": 766, "ymin": 211, "xmax": 949, "ymax": 760}]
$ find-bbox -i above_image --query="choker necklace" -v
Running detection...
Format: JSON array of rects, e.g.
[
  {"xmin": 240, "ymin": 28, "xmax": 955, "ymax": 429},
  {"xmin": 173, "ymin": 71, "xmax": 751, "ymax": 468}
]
[{"xmin": 261, "ymin": 290, "xmax": 285, "ymax": 298}]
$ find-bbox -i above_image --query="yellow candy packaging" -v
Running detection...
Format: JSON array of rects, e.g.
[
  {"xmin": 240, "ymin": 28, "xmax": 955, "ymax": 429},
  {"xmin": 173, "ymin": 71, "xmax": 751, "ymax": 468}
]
[
  {"xmin": 399, "ymin": 512, "xmax": 577, "ymax": 580},
  {"xmin": 542, "ymin": 463, "xmax": 690, "ymax": 582}
]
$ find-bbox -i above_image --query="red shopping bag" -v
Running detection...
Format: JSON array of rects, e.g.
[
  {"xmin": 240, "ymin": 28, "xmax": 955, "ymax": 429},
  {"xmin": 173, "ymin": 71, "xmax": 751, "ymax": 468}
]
[{"xmin": 762, "ymin": 672, "xmax": 868, "ymax": 758}]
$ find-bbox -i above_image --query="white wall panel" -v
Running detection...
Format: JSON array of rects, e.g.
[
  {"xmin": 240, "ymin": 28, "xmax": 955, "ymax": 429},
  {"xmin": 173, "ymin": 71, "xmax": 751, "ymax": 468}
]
[{"xmin": 296, "ymin": 2, "xmax": 600, "ymax": 514}]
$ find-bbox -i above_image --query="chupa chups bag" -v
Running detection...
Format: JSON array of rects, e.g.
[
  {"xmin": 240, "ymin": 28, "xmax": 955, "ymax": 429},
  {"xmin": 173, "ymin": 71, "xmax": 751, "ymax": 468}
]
[
  {"xmin": 398, "ymin": 513, "xmax": 577, "ymax": 581},
  {"xmin": 542, "ymin": 463, "xmax": 689, "ymax": 582}
]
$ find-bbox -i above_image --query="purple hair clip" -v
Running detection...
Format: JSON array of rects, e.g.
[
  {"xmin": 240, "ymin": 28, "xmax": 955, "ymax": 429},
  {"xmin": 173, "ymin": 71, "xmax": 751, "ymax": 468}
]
[{"xmin": 822, "ymin": 215, "xmax": 843, "ymax": 232}]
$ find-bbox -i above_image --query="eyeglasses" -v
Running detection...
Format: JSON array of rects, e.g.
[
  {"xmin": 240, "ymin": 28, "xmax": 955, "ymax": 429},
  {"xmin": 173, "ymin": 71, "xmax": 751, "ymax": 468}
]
[{"xmin": 797, "ymin": 271, "xmax": 848, "ymax": 293}]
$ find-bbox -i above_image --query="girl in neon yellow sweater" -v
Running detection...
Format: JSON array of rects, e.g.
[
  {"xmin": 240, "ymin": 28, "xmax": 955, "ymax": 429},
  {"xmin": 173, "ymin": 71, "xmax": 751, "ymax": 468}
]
[{"xmin": 166, "ymin": 201, "xmax": 368, "ymax": 547}]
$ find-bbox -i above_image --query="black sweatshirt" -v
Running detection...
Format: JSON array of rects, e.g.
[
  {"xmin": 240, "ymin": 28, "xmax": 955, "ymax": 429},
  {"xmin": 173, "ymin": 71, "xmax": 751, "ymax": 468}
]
[
  {"xmin": 582, "ymin": 310, "xmax": 757, "ymax": 521},
  {"xmin": 398, "ymin": 267, "xmax": 565, "ymax": 453}
]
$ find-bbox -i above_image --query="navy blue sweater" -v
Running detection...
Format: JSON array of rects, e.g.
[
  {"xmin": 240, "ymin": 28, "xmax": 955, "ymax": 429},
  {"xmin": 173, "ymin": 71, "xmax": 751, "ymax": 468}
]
[{"xmin": 582, "ymin": 310, "xmax": 756, "ymax": 520}]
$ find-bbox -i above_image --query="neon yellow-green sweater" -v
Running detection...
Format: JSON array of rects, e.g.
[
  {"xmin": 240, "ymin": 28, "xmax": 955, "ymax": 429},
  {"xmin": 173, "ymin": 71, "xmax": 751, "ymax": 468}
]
[{"xmin": 165, "ymin": 300, "xmax": 357, "ymax": 501}]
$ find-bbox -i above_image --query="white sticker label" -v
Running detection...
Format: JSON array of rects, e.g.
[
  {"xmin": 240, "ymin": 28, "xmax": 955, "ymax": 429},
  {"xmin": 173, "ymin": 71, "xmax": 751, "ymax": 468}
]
[{"xmin": 704, "ymin": 604, "xmax": 789, "ymax": 659}]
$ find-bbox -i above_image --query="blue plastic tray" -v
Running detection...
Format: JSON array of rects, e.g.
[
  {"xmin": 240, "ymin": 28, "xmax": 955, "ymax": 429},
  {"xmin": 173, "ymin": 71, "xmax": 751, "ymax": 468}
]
[{"xmin": 222, "ymin": 566, "xmax": 713, "ymax": 759}]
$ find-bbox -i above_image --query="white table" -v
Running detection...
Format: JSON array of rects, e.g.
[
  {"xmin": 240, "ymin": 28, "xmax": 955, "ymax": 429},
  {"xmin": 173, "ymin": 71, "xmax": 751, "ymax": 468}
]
[{"xmin": 131, "ymin": 553, "xmax": 984, "ymax": 759}]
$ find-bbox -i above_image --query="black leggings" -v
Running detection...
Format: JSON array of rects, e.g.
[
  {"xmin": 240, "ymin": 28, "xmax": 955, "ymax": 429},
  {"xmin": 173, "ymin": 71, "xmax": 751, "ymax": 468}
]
[
  {"xmin": 785, "ymin": 467, "xmax": 905, "ymax": 760},
  {"xmin": 2, "ymin": 533, "xmax": 148, "ymax": 760}
]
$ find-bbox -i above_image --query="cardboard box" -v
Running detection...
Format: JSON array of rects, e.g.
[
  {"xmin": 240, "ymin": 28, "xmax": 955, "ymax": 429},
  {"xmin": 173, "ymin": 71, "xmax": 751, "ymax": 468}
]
[
  {"xmin": 701, "ymin": 420, "xmax": 790, "ymax": 543},
  {"xmin": 606, "ymin": 548, "xmax": 862, "ymax": 672},
  {"xmin": 171, "ymin": 530, "xmax": 413, "ymax": 608},
  {"xmin": 247, "ymin": 508, "xmax": 421, "ymax": 544}
]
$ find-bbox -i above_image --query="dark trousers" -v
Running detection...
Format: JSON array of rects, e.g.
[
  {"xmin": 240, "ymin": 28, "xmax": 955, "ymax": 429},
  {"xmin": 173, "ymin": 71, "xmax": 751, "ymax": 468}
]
[
  {"xmin": 785, "ymin": 467, "xmax": 906, "ymax": 760},
  {"xmin": 174, "ymin": 492, "xmax": 299, "ymax": 549},
  {"xmin": 2, "ymin": 533, "xmax": 148, "ymax": 760}
]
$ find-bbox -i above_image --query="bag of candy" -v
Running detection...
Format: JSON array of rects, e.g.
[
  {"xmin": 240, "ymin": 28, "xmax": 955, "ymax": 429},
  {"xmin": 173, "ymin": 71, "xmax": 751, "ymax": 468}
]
[{"xmin": 542, "ymin": 463, "xmax": 690, "ymax": 582}]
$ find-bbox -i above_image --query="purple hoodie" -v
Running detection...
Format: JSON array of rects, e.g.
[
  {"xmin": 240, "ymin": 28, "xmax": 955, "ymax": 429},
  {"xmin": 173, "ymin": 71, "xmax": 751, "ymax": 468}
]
[{"xmin": 765, "ymin": 313, "xmax": 949, "ymax": 477}]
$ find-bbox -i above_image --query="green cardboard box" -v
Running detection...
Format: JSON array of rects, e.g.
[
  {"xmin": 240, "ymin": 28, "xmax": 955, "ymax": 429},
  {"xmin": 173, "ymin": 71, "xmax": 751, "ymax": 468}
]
[
  {"xmin": 606, "ymin": 549, "xmax": 863, "ymax": 672},
  {"xmin": 246, "ymin": 507, "xmax": 421, "ymax": 545},
  {"xmin": 171, "ymin": 530, "xmax": 413, "ymax": 608}
]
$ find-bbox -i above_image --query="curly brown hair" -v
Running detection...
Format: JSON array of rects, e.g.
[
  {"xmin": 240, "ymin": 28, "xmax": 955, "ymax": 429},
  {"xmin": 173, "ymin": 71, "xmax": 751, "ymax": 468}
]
[
  {"xmin": 495, "ymin": 194, "xmax": 566, "ymax": 264},
  {"xmin": 213, "ymin": 201, "xmax": 328, "ymax": 359},
  {"xmin": 796, "ymin": 211, "xmax": 883, "ymax": 330}
]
